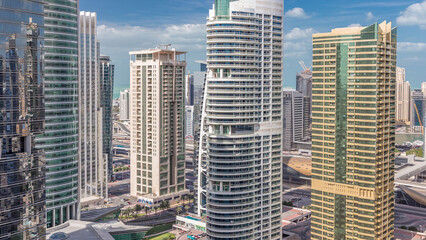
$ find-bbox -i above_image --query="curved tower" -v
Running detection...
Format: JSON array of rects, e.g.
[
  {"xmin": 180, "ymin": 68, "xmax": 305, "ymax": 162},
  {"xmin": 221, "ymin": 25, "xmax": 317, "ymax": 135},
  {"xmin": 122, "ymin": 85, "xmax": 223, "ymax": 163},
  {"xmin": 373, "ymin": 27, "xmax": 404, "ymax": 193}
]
[
  {"xmin": 37, "ymin": 0, "xmax": 80, "ymax": 228},
  {"xmin": 198, "ymin": 0, "xmax": 284, "ymax": 239}
]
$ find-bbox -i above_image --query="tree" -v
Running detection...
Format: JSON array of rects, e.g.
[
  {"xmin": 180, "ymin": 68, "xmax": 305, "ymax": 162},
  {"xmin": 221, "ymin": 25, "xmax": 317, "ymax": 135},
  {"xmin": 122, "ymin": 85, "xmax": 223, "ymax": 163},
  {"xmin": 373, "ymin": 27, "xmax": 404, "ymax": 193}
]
[
  {"xmin": 134, "ymin": 204, "xmax": 142, "ymax": 213},
  {"xmin": 144, "ymin": 206, "xmax": 149, "ymax": 215},
  {"xmin": 176, "ymin": 206, "xmax": 182, "ymax": 216},
  {"xmin": 127, "ymin": 208, "xmax": 134, "ymax": 218},
  {"xmin": 400, "ymin": 226, "xmax": 407, "ymax": 230},
  {"xmin": 159, "ymin": 201, "xmax": 165, "ymax": 210},
  {"xmin": 164, "ymin": 200, "xmax": 170, "ymax": 209},
  {"xmin": 408, "ymin": 226, "xmax": 418, "ymax": 232},
  {"xmin": 184, "ymin": 205, "xmax": 190, "ymax": 213}
]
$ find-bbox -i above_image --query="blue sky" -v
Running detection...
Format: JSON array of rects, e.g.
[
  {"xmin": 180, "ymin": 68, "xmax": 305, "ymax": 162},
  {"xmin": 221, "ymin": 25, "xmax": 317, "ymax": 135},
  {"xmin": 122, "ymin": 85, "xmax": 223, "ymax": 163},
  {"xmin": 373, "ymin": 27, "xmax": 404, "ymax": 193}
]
[{"xmin": 81, "ymin": 0, "xmax": 426, "ymax": 90}]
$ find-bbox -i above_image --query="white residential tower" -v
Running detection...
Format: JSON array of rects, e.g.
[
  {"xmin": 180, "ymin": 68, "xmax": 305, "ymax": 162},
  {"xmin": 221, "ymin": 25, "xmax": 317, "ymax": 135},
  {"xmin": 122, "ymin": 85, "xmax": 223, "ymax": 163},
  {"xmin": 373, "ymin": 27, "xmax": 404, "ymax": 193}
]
[{"xmin": 198, "ymin": 0, "xmax": 284, "ymax": 239}]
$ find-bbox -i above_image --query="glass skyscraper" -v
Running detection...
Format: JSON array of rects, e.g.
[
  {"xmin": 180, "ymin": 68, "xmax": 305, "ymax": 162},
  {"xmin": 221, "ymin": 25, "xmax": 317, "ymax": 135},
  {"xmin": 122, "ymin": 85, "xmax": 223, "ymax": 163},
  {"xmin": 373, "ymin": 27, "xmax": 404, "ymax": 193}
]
[
  {"xmin": 198, "ymin": 0, "xmax": 284, "ymax": 239},
  {"xmin": 100, "ymin": 55, "xmax": 115, "ymax": 181},
  {"xmin": 0, "ymin": 1, "xmax": 46, "ymax": 239},
  {"xmin": 311, "ymin": 21, "xmax": 396, "ymax": 239},
  {"xmin": 37, "ymin": 0, "xmax": 80, "ymax": 228}
]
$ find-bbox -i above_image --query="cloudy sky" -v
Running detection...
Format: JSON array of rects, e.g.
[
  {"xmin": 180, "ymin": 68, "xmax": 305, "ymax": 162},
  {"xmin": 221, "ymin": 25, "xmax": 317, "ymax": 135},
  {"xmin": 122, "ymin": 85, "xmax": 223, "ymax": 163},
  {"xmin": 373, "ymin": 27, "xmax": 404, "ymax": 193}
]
[{"xmin": 81, "ymin": 0, "xmax": 426, "ymax": 89}]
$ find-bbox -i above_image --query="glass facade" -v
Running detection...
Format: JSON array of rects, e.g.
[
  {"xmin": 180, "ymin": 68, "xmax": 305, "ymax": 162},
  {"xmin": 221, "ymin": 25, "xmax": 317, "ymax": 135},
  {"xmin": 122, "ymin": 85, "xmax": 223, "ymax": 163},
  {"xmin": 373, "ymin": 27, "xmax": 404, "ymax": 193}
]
[
  {"xmin": 311, "ymin": 22, "xmax": 396, "ymax": 240},
  {"xmin": 100, "ymin": 56, "xmax": 115, "ymax": 181},
  {"xmin": 37, "ymin": 0, "xmax": 79, "ymax": 228},
  {"xmin": 0, "ymin": 1, "xmax": 46, "ymax": 239}
]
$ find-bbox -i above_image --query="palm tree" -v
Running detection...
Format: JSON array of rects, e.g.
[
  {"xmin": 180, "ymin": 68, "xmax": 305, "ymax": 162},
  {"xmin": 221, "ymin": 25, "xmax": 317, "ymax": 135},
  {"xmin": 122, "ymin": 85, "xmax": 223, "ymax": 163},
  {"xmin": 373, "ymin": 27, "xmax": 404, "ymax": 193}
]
[
  {"xmin": 176, "ymin": 206, "xmax": 182, "ymax": 216},
  {"xmin": 127, "ymin": 208, "xmax": 134, "ymax": 218},
  {"xmin": 159, "ymin": 201, "xmax": 165, "ymax": 211}
]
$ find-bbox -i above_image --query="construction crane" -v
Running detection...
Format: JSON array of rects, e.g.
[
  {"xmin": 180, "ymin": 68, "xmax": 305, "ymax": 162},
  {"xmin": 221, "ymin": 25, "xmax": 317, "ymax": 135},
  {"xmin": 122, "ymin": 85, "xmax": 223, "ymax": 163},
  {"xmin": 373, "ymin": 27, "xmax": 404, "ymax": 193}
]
[{"xmin": 299, "ymin": 60, "xmax": 312, "ymax": 73}]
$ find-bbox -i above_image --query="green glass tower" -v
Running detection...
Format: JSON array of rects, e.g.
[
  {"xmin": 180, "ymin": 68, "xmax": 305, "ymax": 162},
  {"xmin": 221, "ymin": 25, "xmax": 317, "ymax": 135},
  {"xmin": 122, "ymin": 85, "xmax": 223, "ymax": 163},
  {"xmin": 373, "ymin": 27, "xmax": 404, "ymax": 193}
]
[
  {"xmin": 100, "ymin": 56, "xmax": 115, "ymax": 181},
  {"xmin": 37, "ymin": 0, "xmax": 80, "ymax": 228}
]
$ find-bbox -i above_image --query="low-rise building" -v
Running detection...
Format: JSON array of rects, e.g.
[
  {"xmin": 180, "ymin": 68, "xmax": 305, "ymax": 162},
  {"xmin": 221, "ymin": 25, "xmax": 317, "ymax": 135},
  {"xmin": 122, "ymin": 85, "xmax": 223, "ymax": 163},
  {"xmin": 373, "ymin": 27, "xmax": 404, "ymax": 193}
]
[{"xmin": 174, "ymin": 214, "xmax": 206, "ymax": 232}]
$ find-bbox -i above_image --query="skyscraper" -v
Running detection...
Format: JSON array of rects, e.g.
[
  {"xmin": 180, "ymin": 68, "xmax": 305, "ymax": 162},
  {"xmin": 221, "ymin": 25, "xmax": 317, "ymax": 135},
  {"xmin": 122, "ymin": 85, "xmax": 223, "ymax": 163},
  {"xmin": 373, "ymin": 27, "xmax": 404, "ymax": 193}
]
[
  {"xmin": 120, "ymin": 89, "xmax": 130, "ymax": 121},
  {"xmin": 296, "ymin": 70, "xmax": 313, "ymax": 140},
  {"xmin": 129, "ymin": 47, "xmax": 188, "ymax": 206},
  {"xmin": 100, "ymin": 56, "xmax": 115, "ymax": 180},
  {"xmin": 79, "ymin": 11, "xmax": 108, "ymax": 201},
  {"xmin": 192, "ymin": 61, "xmax": 207, "ymax": 142},
  {"xmin": 38, "ymin": 0, "xmax": 80, "ymax": 228},
  {"xmin": 296, "ymin": 70, "xmax": 313, "ymax": 99},
  {"xmin": 186, "ymin": 106, "xmax": 195, "ymax": 139},
  {"xmin": 396, "ymin": 67, "xmax": 410, "ymax": 123},
  {"xmin": 198, "ymin": 0, "xmax": 284, "ymax": 239},
  {"xmin": 311, "ymin": 21, "xmax": 396, "ymax": 239},
  {"xmin": 410, "ymin": 89, "xmax": 425, "ymax": 132},
  {"xmin": 282, "ymin": 89, "xmax": 304, "ymax": 151},
  {"xmin": 0, "ymin": 2, "xmax": 46, "ymax": 238},
  {"xmin": 186, "ymin": 73, "xmax": 195, "ymax": 106}
]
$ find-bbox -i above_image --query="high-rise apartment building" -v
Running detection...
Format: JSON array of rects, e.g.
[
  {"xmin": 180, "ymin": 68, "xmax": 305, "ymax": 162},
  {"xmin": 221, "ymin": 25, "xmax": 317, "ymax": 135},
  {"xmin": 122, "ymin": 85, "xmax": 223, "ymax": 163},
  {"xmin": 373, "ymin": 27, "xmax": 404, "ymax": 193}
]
[
  {"xmin": 283, "ymin": 89, "xmax": 304, "ymax": 151},
  {"xmin": 100, "ymin": 56, "xmax": 115, "ymax": 180},
  {"xmin": 120, "ymin": 89, "xmax": 130, "ymax": 121},
  {"xmin": 311, "ymin": 22, "xmax": 396, "ymax": 239},
  {"xmin": 396, "ymin": 67, "xmax": 410, "ymax": 123},
  {"xmin": 198, "ymin": 0, "xmax": 284, "ymax": 239},
  {"xmin": 79, "ymin": 11, "xmax": 108, "ymax": 201},
  {"xmin": 130, "ymin": 47, "xmax": 188, "ymax": 206},
  {"xmin": 0, "ymin": 2, "xmax": 46, "ymax": 238},
  {"xmin": 38, "ymin": 0, "xmax": 80, "ymax": 228}
]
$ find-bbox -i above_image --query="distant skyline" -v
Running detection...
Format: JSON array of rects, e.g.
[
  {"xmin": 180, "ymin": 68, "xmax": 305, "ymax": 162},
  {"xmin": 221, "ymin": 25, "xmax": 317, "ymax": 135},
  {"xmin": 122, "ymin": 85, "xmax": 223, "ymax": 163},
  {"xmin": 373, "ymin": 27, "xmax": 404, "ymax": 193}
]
[{"xmin": 81, "ymin": 0, "xmax": 426, "ymax": 89}]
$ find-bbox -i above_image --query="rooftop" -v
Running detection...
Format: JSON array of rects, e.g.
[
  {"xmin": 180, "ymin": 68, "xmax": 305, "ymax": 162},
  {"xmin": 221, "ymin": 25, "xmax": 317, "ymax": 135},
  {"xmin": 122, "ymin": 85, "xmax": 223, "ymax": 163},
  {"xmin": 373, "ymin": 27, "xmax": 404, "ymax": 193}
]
[
  {"xmin": 47, "ymin": 220, "xmax": 151, "ymax": 240},
  {"xmin": 129, "ymin": 47, "xmax": 186, "ymax": 56},
  {"xmin": 395, "ymin": 157, "xmax": 426, "ymax": 180}
]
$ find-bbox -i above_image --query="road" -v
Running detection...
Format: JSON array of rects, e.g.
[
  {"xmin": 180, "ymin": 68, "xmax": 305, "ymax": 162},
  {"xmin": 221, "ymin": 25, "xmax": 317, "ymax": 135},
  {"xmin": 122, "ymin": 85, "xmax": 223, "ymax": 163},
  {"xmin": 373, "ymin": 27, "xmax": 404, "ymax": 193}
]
[{"xmin": 109, "ymin": 178, "xmax": 130, "ymax": 198}]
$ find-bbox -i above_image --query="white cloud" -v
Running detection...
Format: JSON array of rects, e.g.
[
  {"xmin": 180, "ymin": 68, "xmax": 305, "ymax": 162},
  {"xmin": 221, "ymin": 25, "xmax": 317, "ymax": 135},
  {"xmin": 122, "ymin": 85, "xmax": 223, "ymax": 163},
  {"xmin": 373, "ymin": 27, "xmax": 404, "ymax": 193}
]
[
  {"xmin": 98, "ymin": 24, "xmax": 206, "ymax": 52},
  {"xmin": 347, "ymin": 23, "xmax": 362, "ymax": 27},
  {"xmin": 284, "ymin": 8, "xmax": 310, "ymax": 19},
  {"xmin": 97, "ymin": 23, "xmax": 206, "ymax": 84},
  {"xmin": 366, "ymin": 12, "xmax": 374, "ymax": 21},
  {"xmin": 397, "ymin": 1, "xmax": 426, "ymax": 29},
  {"xmin": 284, "ymin": 28, "xmax": 317, "ymax": 57},
  {"xmin": 285, "ymin": 28, "xmax": 316, "ymax": 40},
  {"xmin": 398, "ymin": 42, "xmax": 426, "ymax": 52}
]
